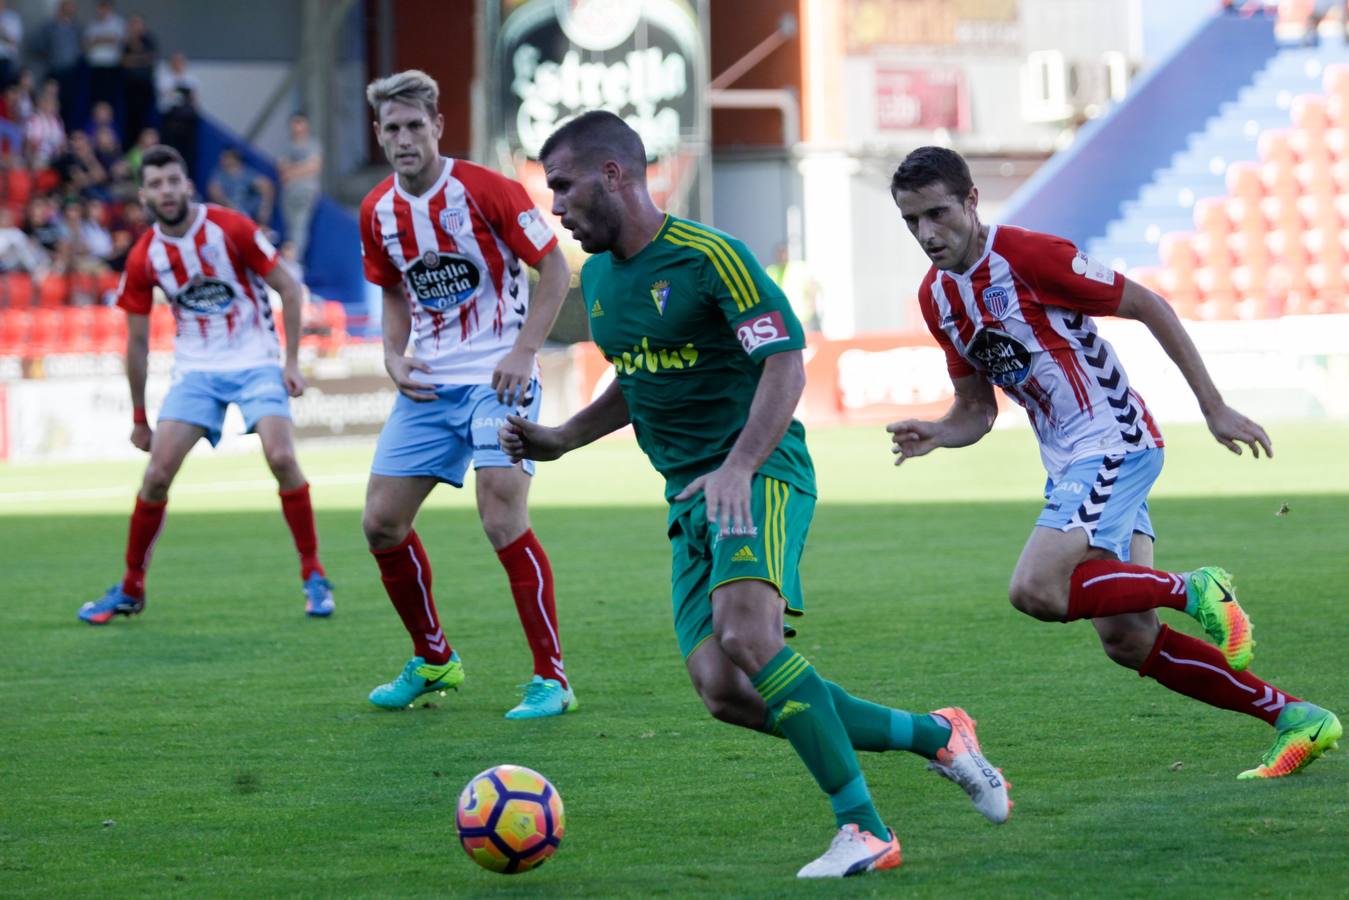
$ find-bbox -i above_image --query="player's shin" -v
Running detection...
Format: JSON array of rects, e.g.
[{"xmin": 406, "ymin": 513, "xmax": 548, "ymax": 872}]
[
  {"xmin": 750, "ymin": 647, "xmax": 888, "ymax": 837},
  {"xmin": 496, "ymin": 529, "xmax": 568, "ymax": 688},
  {"xmin": 122, "ymin": 495, "xmax": 167, "ymax": 597},
  {"xmin": 370, "ymin": 529, "xmax": 452, "ymax": 664},
  {"xmin": 1139, "ymin": 625, "xmax": 1295, "ymax": 724},
  {"xmin": 278, "ymin": 482, "xmax": 325, "ymax": 580}
]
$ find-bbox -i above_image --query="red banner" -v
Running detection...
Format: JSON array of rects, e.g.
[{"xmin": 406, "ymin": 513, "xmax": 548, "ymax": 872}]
[{"xmin": 875, "ymin": 67, "xmax": 969, "ymax": 131}]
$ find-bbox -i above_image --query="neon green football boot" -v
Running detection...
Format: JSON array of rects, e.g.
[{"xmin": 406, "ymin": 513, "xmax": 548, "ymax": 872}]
[
  {"xmin": 1185, "ymin": 566, "xmax": 1255, "ymax": 671},
  {"xmin": 368, "ymin": 654, "xmax": 464, "ymax": 709},
  {"xmin": 1239, "ymin": 702, "xmax": 1342, "ymax": 780}
]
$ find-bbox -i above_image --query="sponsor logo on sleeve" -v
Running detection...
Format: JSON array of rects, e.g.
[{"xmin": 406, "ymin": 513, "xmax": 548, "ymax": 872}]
[
  {"xmin": 737, "ymin": 310, "xmax": 791, "ymax": 354},
  {"xmin": 1071, "ymin": 251, "xmax": 1116, "ymax": 286},
  {"xmin": 518, "ymin": 208, "xmax": 554, "ymax": 250}
]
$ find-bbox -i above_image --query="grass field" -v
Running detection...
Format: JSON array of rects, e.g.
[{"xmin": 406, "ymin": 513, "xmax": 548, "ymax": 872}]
[{"xmin": 2, "ymin": 423, "xmax": 1347, "ymax": 897}]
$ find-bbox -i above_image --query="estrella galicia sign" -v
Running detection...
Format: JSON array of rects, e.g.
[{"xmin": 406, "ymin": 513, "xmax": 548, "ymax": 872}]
[
  {"xmin": 406, "ymin": 252, "xmax": 482, "ymax": 312},
  {"xmin": 968, "ymin": 328, "xmax": 1032, "ymax": 387},
  {"xmin": 177, "ymin": 276, "xmax": 235, "ymax": 314}
]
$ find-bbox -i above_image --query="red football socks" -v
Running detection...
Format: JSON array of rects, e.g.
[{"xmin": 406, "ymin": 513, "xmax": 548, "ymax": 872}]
[
  {"xmin": 1140, "ymin": 625, "xmax": 1297, "ymax": 725},
  {"xmin": 1066, "ymin": 559, "xmax": 1189, "ymax": 621},
  {"xmin": 121, "ymin": 496, "xmax": 167, "ymax": 598},
  {"xmin": 278, "ymin": 482, "xmax": 325, "ymax": 580},
  {"xmin": 371, "ymin": 530, "xmax": 451, "ymax": 664},
  {"xmin": 496, "ymin": 529, "xmax": 568, "ymax": 688}
]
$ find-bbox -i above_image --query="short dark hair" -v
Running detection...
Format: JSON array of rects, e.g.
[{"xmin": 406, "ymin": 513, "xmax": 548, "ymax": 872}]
[
  {"xmin": 890, "ymin": 146, "xmax": 973, "ymax": 198},
  {"xmin": 141, "ymin": 144, "xmax": 187, "ymax": 176},
  {"xmin": 539, "ymin": 110, "xmax": 646, "ymax": 175}
]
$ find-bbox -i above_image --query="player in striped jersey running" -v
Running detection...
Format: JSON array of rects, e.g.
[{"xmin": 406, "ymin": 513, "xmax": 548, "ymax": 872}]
[
  {"xmin": 357, "ymin": 70, "xmax": 576, "ymax": 719},
  {"xmin": 888, "ymin": 146, "xmax": 1339, "ymax": 780},
  {"xmin": 501, "ymin": 111, "xmax": 1011, "ymax": 879},
  {"xmin": 78, "ymin": 144, "xmax": 334, "ymax": 624}
]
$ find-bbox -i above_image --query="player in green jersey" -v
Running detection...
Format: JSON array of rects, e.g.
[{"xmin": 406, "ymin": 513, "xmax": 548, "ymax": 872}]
[{"xmin": 500, "ymin": 111, "xmax": 1011, "ymax": 878}]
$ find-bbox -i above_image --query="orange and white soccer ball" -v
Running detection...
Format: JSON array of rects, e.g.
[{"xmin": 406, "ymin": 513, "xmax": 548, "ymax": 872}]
[{"xmin": 455, "ymin": 764, "xmax": 564, "ymax": 874}]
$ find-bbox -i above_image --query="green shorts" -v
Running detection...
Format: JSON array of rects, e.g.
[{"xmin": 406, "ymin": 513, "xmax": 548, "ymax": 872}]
[{"xmin": 667, "ymin": 473, "xmax": 816, "ymax": 658}]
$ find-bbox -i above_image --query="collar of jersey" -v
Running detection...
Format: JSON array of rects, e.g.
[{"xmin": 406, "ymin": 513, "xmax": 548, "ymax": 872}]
[
  {"xmin": 393, "ymin": 156, "xmax": 451, "ymax": 203},
  {"xmin": 612, "ymin": 212, "xmax": 672, "ymax": 266},
  {"xmin": 944, "ymin": 223, "xmax": 998, "ymax": 281},
  {"xmin": 153, "ymin": 203, "xmax": 207, "ymax": 244}
]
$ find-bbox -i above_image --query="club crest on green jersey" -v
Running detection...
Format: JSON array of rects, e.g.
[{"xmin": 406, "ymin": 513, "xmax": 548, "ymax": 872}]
[{"xmin": 650, "ymin": 280, "xmax": 671, "ymax": 315}]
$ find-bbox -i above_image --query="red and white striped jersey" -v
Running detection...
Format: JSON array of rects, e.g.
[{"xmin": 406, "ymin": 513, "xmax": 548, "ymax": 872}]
[
  {"xmin": 918, "ymin": 225, "xmax": 1164, "ymax": 479},
  {"xmin": 117, "ymin": 204, "xmax": 281, "ymax": 373},
  {"xmin": 359, "ymin": 158, "xmax": 558, "ymax": 385}
]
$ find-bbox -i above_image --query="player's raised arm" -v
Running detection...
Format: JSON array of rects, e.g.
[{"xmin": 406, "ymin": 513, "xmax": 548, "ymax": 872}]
[
  {"xmin": 1115, "ymin": 278, "xmax": 1272, "ymax": 458},
  {"xmin": 379, "ymin": 285, "xmax": 436, "ymax": 402},
  {"xmin": 500, "ymin": 377, "xmax": 630, "ymax": 463},
  {"xmin": 125, "ymin": 312, "xmax": 151, "ymax": 451},
  {"xmin": 887, "ymin": 372, "xmax": 997, "ymax": 465}
]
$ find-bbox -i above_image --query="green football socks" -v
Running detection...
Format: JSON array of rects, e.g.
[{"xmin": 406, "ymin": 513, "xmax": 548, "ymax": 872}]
[
  {"xmin": 826, "ymin": 683, "xmax": 952, "ymax": 759},
  {"xmin": 761, "ymin": 679, "xmax": 952, "ymax": 760},
  {"xmin": 751, "ymin": 647, "xmax": 887, "ymax": 837}
]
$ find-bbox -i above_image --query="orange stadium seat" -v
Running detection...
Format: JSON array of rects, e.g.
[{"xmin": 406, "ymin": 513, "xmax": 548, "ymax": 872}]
[
  {"xmin": 1156, "ymin": 266, "xmax": 1199, "ymax": 315},
  {"xmin": 0, "ymin": 308, "xmax": 29, "ymax": 355},
  {"xmin": 2, "ymin": 271, "xmax": 32, "ymax": 309},
  {"xmin": 27, "ymin": 308, "xmax": 60, "ymax": 355},
  {"xmin": 1291, "ymin": 95, "xmax": 1331, "ymax": 133},
  {"xmin": 3, "ymin": 168, "xmax": 31, "ymax": 206},
  {"xmin": 61, "ymin": 307, "xmax": 94, "ymax": 354},
  {"xmin": 1193, "ymin": 196, "xmax": 1230, "ymax": 238},
  {"xmin": 1159, "ymin": 232, "xmax": 1200, "ymax": 271},
  {"xmin": 1259, "ymin": 159, "xmax": 1299, "ymax": 197},
  {"xmin": 36, "ymin": 274, "xmax": 69, "ymax": 308},
  {"xmin": 1267, "ymin": 227, "xmax": 1310, "ymax": 266},
  {"xmin": 1294, "ymin": 158, "xmax": 1335, "ymax": 194},
  {"xmin": 1324, "ymin": 63, "xmax": 1349, "ymax": 100},
  {"xmin": 1289, "ymin": 127, "xmax": 1332, "ymax": 165},
  {"xmin": 1258, "ymin": 129, "xmax": 1295, "ymax": 167},
  {"xmin": 1228, "ymin": 196, "xmax": 1269, "ymax": 235},
  {"xmin": 1193, "ymin": 231, "xmax": 1234, "ymax": 269},
  {"xmin": 89, "ymin": 304, "xmax": 124, "ymax": 353},
  {"xmin": 96, "ymin": 271, "xmax": 120, "ymax": 302},
  {"xmin": 148, "ymin": 303, "xmax": 175, "ymax": 351},
  {"xmin": 1227, "ymin": 161, "xmax": 1266, "ymax": 200},
  {"xmin": 1297, "ymin": 194, "xmax": 1343, "ymax": 231},
  {"xmin": 1228, "ymin": 230, "xmax": 1272, "ymax": 269}
]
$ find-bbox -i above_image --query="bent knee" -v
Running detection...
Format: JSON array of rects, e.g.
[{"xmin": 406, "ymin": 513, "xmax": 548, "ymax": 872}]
[
  {"xmin": 362, "ymin": 512, "xmax": 408, "ymax": 549},
  {"xmin": 1007, "ymin": 579, "xmax": 1067, "ymax": 622},
  {"xmin": 699, "ymin": 690, "xmax": 761, "ymax": 729}
]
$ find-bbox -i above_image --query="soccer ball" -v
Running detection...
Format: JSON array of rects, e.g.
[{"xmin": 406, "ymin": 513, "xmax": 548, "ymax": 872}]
[{"xmin": 456, "ymin": 764, "xmax": 564, "ymax": 874}]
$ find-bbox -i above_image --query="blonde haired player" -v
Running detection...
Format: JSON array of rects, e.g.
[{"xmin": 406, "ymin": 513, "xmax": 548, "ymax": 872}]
[{"xmin": 358, "ymin": 70, "xmax": 576, "ymax": 718}]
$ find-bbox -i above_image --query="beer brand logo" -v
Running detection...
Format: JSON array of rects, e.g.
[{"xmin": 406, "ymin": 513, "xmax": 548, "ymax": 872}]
[
  {"xmin": 406, "ymin": 252, "xmax": 482, "ymax": 312},
  {"xmin": 176, "ymin": 276, "xmax": 236, "ymax": 314}
]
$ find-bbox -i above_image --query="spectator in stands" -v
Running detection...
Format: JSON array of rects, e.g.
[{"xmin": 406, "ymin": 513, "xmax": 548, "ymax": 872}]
[
  {"xmin": 157, "ymin": 51, "xmax": 200, "ymax": 112},
  {"xmin": 121, "ymin": 14, "xmax": 157, "ymax": 142},
  {"xmin": 2, "ymin": 69, "xmax": 34, "ymax": 123},
  {"xmin": 56, "ymin": 131, "xmax": 108, "ymax": 200},
  {"xmin": 157, "ymin": 53, "xmax": 198, "ymax": 180},
  {"xmin": 125, "ymin": 126, "xmax": 157, "ymax": 176},
  {"xmin": 277, "ymin": 112, "xmax": 321, "ymax": 261},
  {"xmin": 0, "ymin": 0, "xmax": 22, "ymax": 90},
  {"xmin": 36, "ymin": 0, "xmax": 84, "ymax": 131},
  {"xmin": 53, "ymin": 199, "xmax": 113, "ymax": 281},
  {"xmin": 24, "ymin": 196, "xmax": 61, "ymax": 251},
  {"xmin": 86, "ymin": 100, "xmax": 119, "ymax": 144},
  {"xmin": 0, "ymin": 205, "xmax": 47, "ymax": 274},
  {"xmin": 107, "ymin": 199, "xmax": 146, "ymax": 271},
  {"xmin": 24, "ymin": 91, "xmax": 65, "ymax": 169},
  {"xmin": 208, "ymin": 147, "xmax": 274, "ymax": 229},
  {"xmin": 83, "ymin": 1, "xmax": 126, "ymax": 127}
]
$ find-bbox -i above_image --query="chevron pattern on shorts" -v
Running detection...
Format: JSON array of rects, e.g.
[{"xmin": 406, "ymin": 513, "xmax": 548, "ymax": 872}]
[{"xmin": 1067, "ymin": 454, "xmax": 1126, "ymax": 532}]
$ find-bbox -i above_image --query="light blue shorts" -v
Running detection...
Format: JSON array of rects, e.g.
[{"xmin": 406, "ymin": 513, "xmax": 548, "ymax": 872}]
[
  {"xmin": 370, "ymin": 379, "xmax": 540, "ymax": 486},
  {"xmin": 158, "ymin": 365, "xmax": 291, "ymax": 447},
  {"xmin": 1035, "ymin": 448, "xmax": 1163, "ymax": 561}
]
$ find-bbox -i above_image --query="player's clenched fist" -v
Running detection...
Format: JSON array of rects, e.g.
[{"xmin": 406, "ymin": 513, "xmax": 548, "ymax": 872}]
[{"xmin": 500, "ymin": 414, "xmax": 568, "ymax": 463}]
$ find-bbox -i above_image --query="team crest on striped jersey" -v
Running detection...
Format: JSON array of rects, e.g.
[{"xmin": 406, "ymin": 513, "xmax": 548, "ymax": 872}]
[
  {"xmin": 650, "ymin": 280, "xmax": 671, "ymax": 315},
  {"xmin": 982, "ymin": 286, "xmax": 1010, "ymax": 319},
  {"xmin": 439, "ymin": 208, "xmax": 465, "ymax": 234}
]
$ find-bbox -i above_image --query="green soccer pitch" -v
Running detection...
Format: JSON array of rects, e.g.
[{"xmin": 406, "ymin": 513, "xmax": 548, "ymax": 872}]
[{"xmin": 2, "ymin": 423, "xmax": 1346, "ymax": 897}]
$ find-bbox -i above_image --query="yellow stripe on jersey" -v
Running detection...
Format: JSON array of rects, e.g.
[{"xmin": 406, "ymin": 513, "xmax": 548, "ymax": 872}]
[
  {"xmin": 669, "ymin": 222, "xmax": 761, "ymax": 310},
  {"xmin": 764, "ymin": 476, "xmax": 777, "ymax": 585},
  {"xmin": 663, "ymin": 232, "xmax": 748, "ymax": 312}
]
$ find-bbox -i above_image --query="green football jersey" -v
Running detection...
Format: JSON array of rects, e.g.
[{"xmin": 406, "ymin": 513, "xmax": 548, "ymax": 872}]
[{"xmin": 582, "ymin": 214, "xmax": 816, "ymax": 500}]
